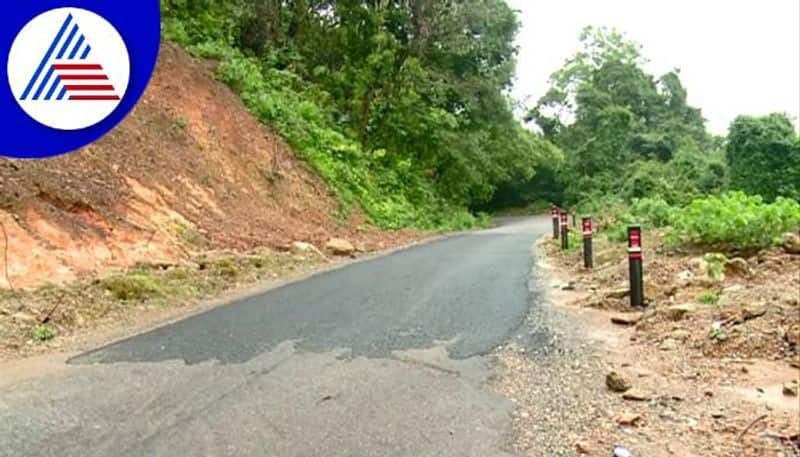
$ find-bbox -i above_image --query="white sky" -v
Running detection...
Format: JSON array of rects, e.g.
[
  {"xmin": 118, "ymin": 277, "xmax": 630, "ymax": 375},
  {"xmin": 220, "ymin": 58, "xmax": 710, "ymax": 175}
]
[{"xmin": 507, "ymin": 0, "xmax": 800, "ymax": 134}]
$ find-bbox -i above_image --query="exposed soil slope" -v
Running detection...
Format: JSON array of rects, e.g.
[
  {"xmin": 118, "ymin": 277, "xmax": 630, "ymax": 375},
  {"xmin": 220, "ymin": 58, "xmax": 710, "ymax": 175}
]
[{"xmin": 0, "ymin": 44, "xmax": 411, "ymax": 289}]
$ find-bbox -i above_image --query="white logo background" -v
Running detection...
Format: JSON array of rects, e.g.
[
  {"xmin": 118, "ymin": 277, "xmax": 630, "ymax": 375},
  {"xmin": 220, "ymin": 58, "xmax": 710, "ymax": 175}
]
[{"xmin": 7, "ymin": 8, "xmax": 130, "ymax": 131}]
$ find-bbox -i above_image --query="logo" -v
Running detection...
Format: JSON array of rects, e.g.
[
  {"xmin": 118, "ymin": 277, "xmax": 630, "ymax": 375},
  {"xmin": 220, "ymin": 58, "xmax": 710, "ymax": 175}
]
[
  {"xmin": 8, "ymin": 8, "xmax": 130, "ymax": 130},
  {"xmin": 1, "ymin": 2, "xmax": 160, "ymax": 158}
]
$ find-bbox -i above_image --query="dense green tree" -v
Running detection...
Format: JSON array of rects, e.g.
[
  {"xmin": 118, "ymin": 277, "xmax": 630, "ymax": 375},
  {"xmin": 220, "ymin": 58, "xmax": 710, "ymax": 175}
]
[
  {"xmin": 162, "ymin": 0, "xmax": 556, "ymax": 226},
  {"xmin": 727, "ymin": 114, "xmax": 800, "ymax": 201},
  {"xmin": 519, "ymin": 26, "xmax": 720, "ymax": 207}
]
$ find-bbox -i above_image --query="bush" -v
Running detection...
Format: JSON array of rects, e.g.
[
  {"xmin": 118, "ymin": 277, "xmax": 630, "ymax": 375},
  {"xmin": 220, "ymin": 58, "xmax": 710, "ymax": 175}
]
[
  {"xmin": 602, "ymin": 197, "xmax": 676, "ymax": 243},
  {"xmin": 32, "ymin": 324, "xmax": 57, "ymax": 342},
  {"xmin": 102, "ymin": 272, "xmax": 166, "ymax": 301},
  {"xmin": 666, "ymin": 192, "xmax": 800, "ymax": 250},
  {"xmin": 727, "ymin": 114, "xmax": 800, "ymax": 201},
  {"xmin": 697, "ymin": 291, "xmax": 720, "ymax": 305}
]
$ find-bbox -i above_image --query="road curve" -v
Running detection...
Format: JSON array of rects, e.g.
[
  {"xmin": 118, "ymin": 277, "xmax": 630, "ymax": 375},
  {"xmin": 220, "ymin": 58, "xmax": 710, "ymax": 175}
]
[{"xmin": 1, "ymin": 216, "xmax": 549, "ymax": 457}]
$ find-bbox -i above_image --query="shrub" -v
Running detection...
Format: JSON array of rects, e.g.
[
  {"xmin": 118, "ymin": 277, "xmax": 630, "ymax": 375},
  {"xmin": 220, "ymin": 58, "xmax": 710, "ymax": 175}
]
[
  {"xmin": 102, "ymin": 272, "xmax": 166, "ymax": 301},
  {"xmin": 702, "ymin": 253, "xmax": 727, "ymax": 280},
  {"xmin": 666, "ymin": 192, "xmax": 800, "ymax": 250},
  {"xmin": 32, "ymin": 324, "xmax": 57, "ymax": 342},
  {"xmin": 602, "ymin": 197, "xmax": 676, "ymax": 243},
  {"xmin": 629, "ymin": 197, "xmax": 675, "ymax": 228},
  {"xmin": 697, "ymin": 290, "xmax": 720, "ymax": 305},
  {"xmin": 727, "ymin": 114, "xmax": 800, "ymax": 201}
]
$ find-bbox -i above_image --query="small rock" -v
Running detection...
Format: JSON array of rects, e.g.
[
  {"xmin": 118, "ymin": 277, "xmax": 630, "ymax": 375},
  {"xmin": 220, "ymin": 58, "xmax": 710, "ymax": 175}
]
[
  {"xmin": 670, "ymin": 329, "xmax": 692, "ymax": 341},
  {"xmin": 785, "ymin": 324, "xmax": 800, "ymax": 347},
  {"xmin": 575, "ymin": 440, "xmax": 592, "ymax": 454},
  {"xmin": 611, "ymin": 313, "xmax": 643, "ymax": 326},
  {"xmin": 605, "ymin": 288, "xmax": 630, "ymax": 299},
  {"xmin": 676, "ymin": 270, "xmax": 695, "ymax": 287},
  {"xmin": 290, "ymin": 241, "xmax": 315, "ymax": 254},
  {"xmin": 616, "ymin": 412, "xmax": 643, "ymax": 427},
  {"xmin": 658, "ymin": 338, "xmax": 678, "ymax": 351},
  {"xmin": 710, "ymin": 409, "xmax": 726, "ymax": 419},
  {"xmin": 562, "ymin": 281, "xmax": 577, "ymax": 291},
  {"xmin": 783, "ymin": 382, "xmax": 799, "ymax": 397},
  {"xmin": 725, "ymin": 257, "xmax": 752, "ymax": 277},
  {"xmin": 325, "ymin": 238, "xmax": 355, "ymax": 256},
  {"xmin": 740, "ymin": 305, "xmax": 767, "ymax": 322},
  {"xmin": 606, "ymin": 371, "xmax": 632, "ymax": 392},
  {"xmin": 622, "ymin": 389, "xmax": 652, "ymax": 401},
  {"xmin": 665, "ymin": 303, "xmax": 697, "ymax": 321},
  {"xmin": 783, "ymin": 232, "xmax": 800, "ymax": 254},
  {"xmin": 613, "ymin": 446, "xmax": 637, "ymax": 457}
]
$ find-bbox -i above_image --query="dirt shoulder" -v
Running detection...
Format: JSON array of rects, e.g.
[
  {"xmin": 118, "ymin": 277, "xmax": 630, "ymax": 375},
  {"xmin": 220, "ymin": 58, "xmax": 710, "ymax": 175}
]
[
  {"xmin": 0, "ymin": 232, "xmax": 432, "ymax": 364},
  {"xmin": 493, "ymin": 235, "xmax": 799, "ymax": 457}
]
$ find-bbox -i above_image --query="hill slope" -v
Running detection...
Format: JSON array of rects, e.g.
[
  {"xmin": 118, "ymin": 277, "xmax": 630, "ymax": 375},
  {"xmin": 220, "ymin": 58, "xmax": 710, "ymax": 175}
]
[{"xmin": 0, "ymin": 44, "xmax": 411, "ymax": 289}]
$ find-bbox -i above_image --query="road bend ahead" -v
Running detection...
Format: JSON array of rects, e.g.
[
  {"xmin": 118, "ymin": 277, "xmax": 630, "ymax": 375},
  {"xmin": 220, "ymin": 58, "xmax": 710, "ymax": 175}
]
[{"xmin": 1, "ymin": 216, "xmax": 550, "ymax": 457}]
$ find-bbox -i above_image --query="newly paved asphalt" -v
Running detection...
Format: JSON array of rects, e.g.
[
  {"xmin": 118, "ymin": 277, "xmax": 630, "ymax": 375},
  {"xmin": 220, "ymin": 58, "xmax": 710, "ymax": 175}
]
[{"xmin": 0, "ymin": 216, "xmax": 548, "ymax": 457}]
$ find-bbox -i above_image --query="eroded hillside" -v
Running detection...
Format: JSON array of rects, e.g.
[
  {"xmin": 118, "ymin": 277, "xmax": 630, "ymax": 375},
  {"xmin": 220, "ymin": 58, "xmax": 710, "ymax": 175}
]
[{"xmin": 0, "ymin": 44, "xmax": 410, "ymax": 289}]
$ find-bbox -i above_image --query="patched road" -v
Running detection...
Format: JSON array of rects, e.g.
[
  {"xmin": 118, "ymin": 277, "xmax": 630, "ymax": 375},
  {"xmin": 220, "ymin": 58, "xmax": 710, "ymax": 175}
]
[{"xmin": 1, "ymin": 216, "xmax": 548, "ymax": 457}]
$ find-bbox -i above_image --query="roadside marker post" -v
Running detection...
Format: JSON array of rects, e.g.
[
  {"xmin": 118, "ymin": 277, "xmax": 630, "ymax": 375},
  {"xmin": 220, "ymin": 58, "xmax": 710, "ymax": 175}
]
[
  {"xmin": 627, "ymin": 225, "xmax": 644, "ymax": 307},
  {"xmin": 582, "ymin": 216, "xmax": 593, "ymax": 269},
  {"xmin": 560, "ymin": 210, "xmax": 569, "ymax": 251},
  {"xmin": 551, "ymin": 205, "xmax": 560, "ymax": 239}
]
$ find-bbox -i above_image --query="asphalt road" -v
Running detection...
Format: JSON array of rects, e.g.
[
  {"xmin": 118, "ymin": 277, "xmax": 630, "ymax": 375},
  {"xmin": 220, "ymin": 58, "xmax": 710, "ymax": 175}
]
[{"xmin": 0, "ymin": 216, "xmax": 549, "ymax": 457}]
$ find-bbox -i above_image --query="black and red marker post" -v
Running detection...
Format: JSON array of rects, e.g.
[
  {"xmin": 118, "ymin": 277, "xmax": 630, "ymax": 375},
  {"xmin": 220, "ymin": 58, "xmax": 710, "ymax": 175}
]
[
  {"xmin": 560, "ymin": 210, "xmax": 569, "ymax": 250},
  {"xmin": 628, "ymin": 225, "xmax": 644, "ymax": 307},
  {"xmin": 582, "ymin": 216, "xmax": 593, "ymax": 269},
  {"xmin": 551, "ymin": 205, "xmax": 560, "ymax": 239}
]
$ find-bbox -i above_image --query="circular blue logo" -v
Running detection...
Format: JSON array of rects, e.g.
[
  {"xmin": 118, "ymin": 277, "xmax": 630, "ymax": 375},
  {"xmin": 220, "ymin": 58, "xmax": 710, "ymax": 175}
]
[{"xmin": 1, "ymin": 1, "xmax": 160, "ymax": 158}]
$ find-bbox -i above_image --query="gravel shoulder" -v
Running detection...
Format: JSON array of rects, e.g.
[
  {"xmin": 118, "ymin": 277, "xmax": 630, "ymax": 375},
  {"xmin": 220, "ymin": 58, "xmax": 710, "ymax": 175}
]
[{"xmin": 493, "ymin": 237, "xmax": 800, "ymax": 457}]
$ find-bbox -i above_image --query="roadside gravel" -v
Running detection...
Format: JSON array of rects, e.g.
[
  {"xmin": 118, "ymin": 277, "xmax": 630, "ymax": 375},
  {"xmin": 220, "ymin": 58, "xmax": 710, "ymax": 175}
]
[{"xmin": 492, "ymin": 247, "xmax": 615, "ymax": 456}]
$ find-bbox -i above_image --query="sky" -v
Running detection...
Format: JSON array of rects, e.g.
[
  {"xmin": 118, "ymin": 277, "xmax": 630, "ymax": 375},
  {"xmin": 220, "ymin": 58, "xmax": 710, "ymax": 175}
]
[{"xmin": 506, "ymin": 0, "xmax": 800, "ymax": 134}]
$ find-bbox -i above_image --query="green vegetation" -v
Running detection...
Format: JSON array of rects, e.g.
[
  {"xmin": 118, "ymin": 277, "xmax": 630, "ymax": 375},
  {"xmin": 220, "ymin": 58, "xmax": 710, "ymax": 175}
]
[
  {"xmin": 101, "ymin": 272, "xmax": 167, "ymax": 301},
  {"xmin": 701, "ymin": 253, "xmax": 728, "ymax": 280},
  {"xmin": 666, "ymin": 192, "xmax": 800, "ymax": 250},
  {"xmin": 161, "ymin": 1, "xmax": 559, "ymax": 229},
  {"xmin": 727, "ymin": 114, "xmax": 800, "ymax": 201},
  {"xmin": 565, "ymin": 229, "xmax": 582, "ymax": 252},
  {"xmin": 697, "ymin": 291, "xmax": 720, "ymax": 305},
  {"xmin": 31, "ymin": 324, "xmax": 57, "ymax": 342},
  {"xmin": 598, "ymin": 192, "xmax": 800, "ymax": 250},
  {"xmin": 160, "ymin": 4, "xmax": 797, "ymax": 241},
  {"xmin": 508, "ymin": 26, "xmax": 800, "ymax": 251},
  {"xmin": 512, "ymin": 26, "xmax": 725, "ymax": 209}
]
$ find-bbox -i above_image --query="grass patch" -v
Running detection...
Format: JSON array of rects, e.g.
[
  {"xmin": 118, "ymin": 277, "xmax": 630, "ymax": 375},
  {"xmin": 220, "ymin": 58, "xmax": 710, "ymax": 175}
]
[
  {"xmin": 212, "ymin": 257, "xmax": 241, "ymax": 278},
  {"xmin": 101, "ymin": 272, "xmax": 167, "ymax": 301},
  {"xmin": 31, "ymin": 324, "xmax": 57, "ymax": 342},
  {"xmin": 697, "ymin": 290, "xmax": 721, "ymax": 305},
  {"xmin": 172, "ymin": 116, "xmax": 189, "ymax": 131}
]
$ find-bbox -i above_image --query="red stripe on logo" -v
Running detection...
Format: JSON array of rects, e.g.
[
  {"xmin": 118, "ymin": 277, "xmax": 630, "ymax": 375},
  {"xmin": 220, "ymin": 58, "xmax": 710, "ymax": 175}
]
[
  {"xmin": 64, "ymin": 85, "xmax": 116, "ymax": 91},
  {"xmin": 59, "ymin": 74, "xmax": 109, "ymax": 80},
  {"xmin": 69, "ymin": 95, "xmax": 121, "ymax": 101},
  {"xmin": 52, "ymin": 64, "xmax": 103, "ymax": 70}
]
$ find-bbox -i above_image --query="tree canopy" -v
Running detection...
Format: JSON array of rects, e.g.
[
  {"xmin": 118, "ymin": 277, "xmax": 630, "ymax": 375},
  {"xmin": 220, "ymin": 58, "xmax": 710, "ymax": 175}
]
[
  {"xmin": 514, "ymin": 26, "xmax": 726, "ymax": 208},
  {"xmin": 162, "ymin": 0, "xmax": 559, "ymax": 228},
  {"xmin": 726, "ymin": 113, "xmax": 800, "ymax": 201}
]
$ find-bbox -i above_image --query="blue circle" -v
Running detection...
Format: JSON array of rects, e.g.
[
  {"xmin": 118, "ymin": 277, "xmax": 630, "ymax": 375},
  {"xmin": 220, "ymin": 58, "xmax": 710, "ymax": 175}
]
[{"xmin": 0, "ymin": 1, "xmax": 160, "ymax": 159}]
